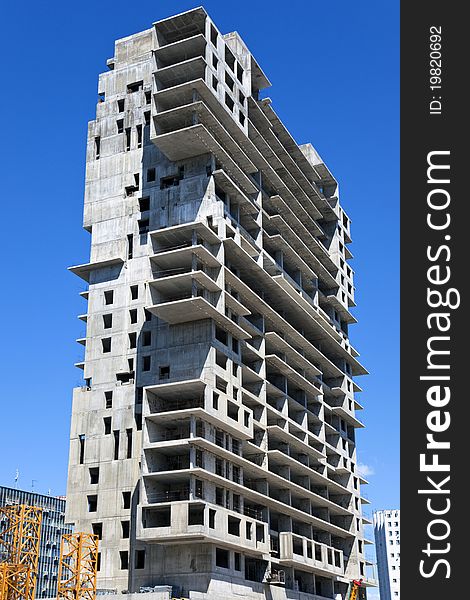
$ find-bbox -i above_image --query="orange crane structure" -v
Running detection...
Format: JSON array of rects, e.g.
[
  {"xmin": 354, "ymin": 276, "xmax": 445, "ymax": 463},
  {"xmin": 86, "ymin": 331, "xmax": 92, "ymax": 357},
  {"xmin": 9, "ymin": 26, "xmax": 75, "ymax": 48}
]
[
  {"xmin": 0, "ymin": 504, "xmax": 43, "ymax": 600},
  {"xmin": 57, "ymin": 533, "xmax": 98, "ymax": 600}
]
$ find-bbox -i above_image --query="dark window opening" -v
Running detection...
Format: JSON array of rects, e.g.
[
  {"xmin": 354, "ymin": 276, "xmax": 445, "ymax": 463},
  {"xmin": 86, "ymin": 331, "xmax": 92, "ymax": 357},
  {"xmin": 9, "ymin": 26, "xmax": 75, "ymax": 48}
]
[
  {"xmin": 225, "ymin": 46, "xmax": 235, "ymax": 71},
  {"xmin": 117, "ymin": 99, "xmax": 125, "ymax": 112},
  {"xmin": 236, "ymin": 62, "xmax": 244, "ymax": 83},
  {"xmin": 246, "ymin": 522, "xmax": 252, "ymax": 540},
  {"xmin": 143, "ymin": 331, "xmax": 151, "ymax": 346},
  {"xmin": 125, "ymin": 128, "xmax": 131, "ymax": 151},
  {"xmin": 227, "ymin": 401, "xmax": 239, "ymax": 421},
  {"xmin": 216, "ymin": 548, "xmax": 229, "ymax": 568},
  {"xmin": 225, "ymin": 72, "xmax": 235, "ymax": 91},
  {"xmin": 117, "ymin": 119, "xmax": 124, "ymax": 134},
  {"xmin": 139, "ymin": 197, "xmax": 150, "ymax": 212},
  {"xmin": 188, "ymin": 504, "xmax": 204, "ymax": 525},
  {"xmin": 104, "ymin": 391, "xmax": 113, "ymax": 408},
  {"xmin": 102, "ymin": 338, "xmax": 111, "ymax": 353},
  {"xmin": 113, "ymin": 430, "xmax": 120, "ymax": 460},
  {"xmin": 95, "ymin": 137, "xmax": 100, "ymax": 160},
  {"xmin": 79, "ymin": 435, "xmax": 85, "ymax": 465},
  {"xmin": 103, "ymin": 417, "xmax": 112, "ymax": 435},
  {"xmin": 210, "ymin": 24, "xmax": 218, "ymax": 46},
  {"xmin": 121, "ymin": 521, "xmax": 130, "ymax": 538},
  {"xmin": 159, "ymin": 365, "xmax": 170, "ymax": 380},
  {"xmin": 215, "ymin": 326, "xmax": 228, "ymax": 345},
  {"xmin": 147, "ymin": 168, "xmax": 156, "ymax": 182},
  {"xmin": 143, "ymin": 356, "xmax": 151, "ymax": 372},
  {"xmin": 87, "ymin": 495, "xmax": 97, "ymax": 512},
  {"xmin": 212, "ymin": 54, "xmax": 219, "ymax": 69},
  {"xmin": 244, "ymin": 411, "xmax": 250, "ymax": 427},
  {"xmin": 129, "ymin": 332, "xmax": 137, "ymax": 349},
  {"xmin": 119, "ymin": 551, "xmax": 128, "ymax": 570},
  {"xmin": 126, "ymin": 428, "xmax": 133, "ymax": 459},
  {"xmin": 145, "ymin": 90, "xmax": 151, "ymax": 104},
  {"xmin": 239, "ymin": 112, "xmax": 245, "ymax": 127},
  {"xmin": 234, "ymin": 552, "xmax": 241, "ymax": 571},
  {"xmin": 122, "ymin": 491, "xmax": 131, "ymax": 509},
  {"xmin": 104, "ymin": 290, "xmax": 114, "ymax": 305},
  {"xmin": 129, "ymin": 309, "xmax": 138, "ymax": 324},
  {"xmin": 137, "ymin": 124, "xmax": 143, "ymax": 148},
  {"xmin": 127, "ymin": 234, "xmax": 133, "ymax": 259},
  {"xmin": 225, "ymin": 92, "xmax": 234, "ymax": 112},
  {"xmin": 212, "ymin": 392, "xmax": 219, "ymax": 409},
  {"xmin": 127, "ymin": 81, "xmax": 143, "ymax": 93},
  {"xmin": 135, "ymin": 550, "xmax": 145, "ymax": 569},
  {"xmin": 103, "ymin": 314, "xmax": 112, "ymax": 329},
  {"xmin": 228, "ymin": 516, "xmax": 240, "ymax": 536},
  {"xmin": 130, "ymin": 285, "xmax": 139, "ymax": 300},
  {"xmin": 160, "ymin": 174, "xmax": 180, "ymax": 189},
  {"xmin": 209, "ymin": 509, "xmax": 216, "ymax": 528},
  {"xmin": 92, "ymin": 523, "xmax": 102, "ymax": 540},
  {"xmin": 96, "ymin": 552, "xmax": 101, "ymax": 571},
  {"xmin": 89, "ymin": 467, "xmax": 99, "ymax": 484},
  {"xmin": 138, "ymin": 218, "xmax": 149, "ymax": 235},
  {"xmin": 144, "ymin": 111, "xmax": 151, "ymax": 126},
  {"xmin": 144, "ymin": 308, "xmax": 152, "ymax": 322}
]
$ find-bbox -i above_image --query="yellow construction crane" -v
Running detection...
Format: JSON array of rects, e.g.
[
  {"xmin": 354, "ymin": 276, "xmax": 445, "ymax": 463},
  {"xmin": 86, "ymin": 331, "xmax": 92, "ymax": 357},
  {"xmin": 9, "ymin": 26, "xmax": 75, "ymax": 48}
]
[
  {"xmin": 57, "ymin": 533, "xmax": 98, "ymax": 600},
  {"xmin": 0, "ymin": 504, "xmax": 43, "ymax": 600},
  {"xmin": 348, "ymin": 578, "xmax": 365, "ymax": 600}
]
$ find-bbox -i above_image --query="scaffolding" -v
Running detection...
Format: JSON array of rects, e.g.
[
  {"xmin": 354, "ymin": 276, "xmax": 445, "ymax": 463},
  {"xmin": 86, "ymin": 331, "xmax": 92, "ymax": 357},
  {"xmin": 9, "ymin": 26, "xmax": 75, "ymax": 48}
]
[
  {"xmin": 57, "ymin": 534, "xmax": 98, "ymax": 600},
  {"xmin": 0, "ymin": 505, "xmax": 43, "ymax": 600}
]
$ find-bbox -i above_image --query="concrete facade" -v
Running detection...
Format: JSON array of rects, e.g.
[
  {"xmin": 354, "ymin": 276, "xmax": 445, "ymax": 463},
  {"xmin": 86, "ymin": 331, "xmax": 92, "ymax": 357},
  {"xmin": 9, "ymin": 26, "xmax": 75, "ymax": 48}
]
[
  {"xmin": 373, "ymin": 510, "xmax": 400, "ymax": 600},
  {"xmin": 66, "ymin": 8, "xmax": 372, "ymax": 600},
  {"xmin": 0, "ymin": 486, "xmax": 72, "ymax": 599}
]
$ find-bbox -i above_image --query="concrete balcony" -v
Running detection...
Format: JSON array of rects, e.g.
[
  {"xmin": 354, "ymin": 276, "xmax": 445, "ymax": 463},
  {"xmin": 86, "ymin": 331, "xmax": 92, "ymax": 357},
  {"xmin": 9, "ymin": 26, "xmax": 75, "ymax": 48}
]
[
  {"xmin": 149, "ymin": 220, "xmax": 221, "ymax": 250},
  {"xmin": 154, "ymin": 34, "xmax": 206, "ymax": 69},
  {"xmin": 68, "ymin": 257, "xmax": 124, "ymax": 282},
  {"xmin": 279, "ymin": 532, "xmax": 344, "ymax": 578},
  {"xmin": 149, "ymin": 244, "xmax": 221, "ymax": 271},
  {"xmin": 137, "ymin": 500, "xmax": 270, "ymax": 556},
  {"xmin": 144, "ymin": 379, "xmax": 253, "ymax": 440}
]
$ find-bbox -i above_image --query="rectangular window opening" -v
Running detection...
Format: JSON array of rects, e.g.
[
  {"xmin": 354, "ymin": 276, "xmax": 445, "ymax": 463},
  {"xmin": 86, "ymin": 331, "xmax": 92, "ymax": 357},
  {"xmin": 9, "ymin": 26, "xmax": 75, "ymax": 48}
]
[
  {"xmin": 89, "ymin": 467, "xmax": 99, "ymax": 484},
  {"xmin": 104, "ymin": 391, "xmax": 113, "ymax": 408},
  {"xmin": 135, "ymin": 549, "xmax": 145, "ymax": 569},
  {"xmin": 121, "ymin": 521, "xmax": 130, "ymax": 538},
  {"xmin": 126, "ymin": 428, "xmax": 133, "ymax": 459},
  {"xmin": 113, "ymin": 430, "xmax": 120, "ymax": 460},
  {"xmin": 103, "ymin": 417, "xmax": 112, "ymax": 435},
  {"xmin": 79, "ymin": 435, "xmax": 85, "ymax": 465},
  {"xmin": 122, "ymin": 491, "xmax": 131, "ymax": 509},
  {"xmin": 139, "ymin": 196, "xmax": 150, "ymax": 212},
  {"xmin": 216, "ymin": 547, "xmax": 229, "ymax": 568},
  {"xmin": 87, "ymin": 495, "xmax": 97, "ymax": 512},
  {"xmin": 120, "ymin": 551, "xmax": 129, "ymax": 570}
]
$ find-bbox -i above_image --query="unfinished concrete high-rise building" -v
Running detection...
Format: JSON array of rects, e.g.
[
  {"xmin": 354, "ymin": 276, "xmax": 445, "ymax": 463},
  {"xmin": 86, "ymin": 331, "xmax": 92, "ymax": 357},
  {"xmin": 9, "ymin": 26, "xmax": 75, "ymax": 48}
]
[{"xmin": 67, "ymin": 7, "xmax": 373, "ymax": 600}]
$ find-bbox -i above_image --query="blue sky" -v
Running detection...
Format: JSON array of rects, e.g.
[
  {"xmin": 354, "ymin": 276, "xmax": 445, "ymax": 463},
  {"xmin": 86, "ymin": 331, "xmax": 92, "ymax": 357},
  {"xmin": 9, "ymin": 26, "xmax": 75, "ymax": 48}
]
[{"xmin": 0, "ymin": 0, "xmax": 399, "ymax": 549}]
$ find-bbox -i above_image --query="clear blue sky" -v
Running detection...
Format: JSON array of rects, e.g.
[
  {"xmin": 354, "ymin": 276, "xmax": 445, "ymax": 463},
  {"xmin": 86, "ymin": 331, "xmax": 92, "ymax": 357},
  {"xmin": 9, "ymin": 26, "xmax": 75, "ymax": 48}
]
[{"xmin": 0, "ymin": 0, "xmax": 399, "ymax": 527}]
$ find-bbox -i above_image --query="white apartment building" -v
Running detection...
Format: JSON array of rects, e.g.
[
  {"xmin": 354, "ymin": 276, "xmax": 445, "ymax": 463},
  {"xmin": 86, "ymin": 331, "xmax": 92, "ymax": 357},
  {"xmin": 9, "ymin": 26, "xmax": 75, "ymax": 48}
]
[{"xmin": 373, "ymin": 510, "xmax": 400, "ymax": 600}]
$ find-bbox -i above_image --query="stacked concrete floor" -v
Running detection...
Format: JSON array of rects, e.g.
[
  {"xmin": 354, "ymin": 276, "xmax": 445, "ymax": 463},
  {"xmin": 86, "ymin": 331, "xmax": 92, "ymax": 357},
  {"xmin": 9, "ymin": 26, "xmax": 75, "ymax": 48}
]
[{"xmin": 67, "ymin": 7, "xmax": 372, "ymax": 600}]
